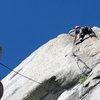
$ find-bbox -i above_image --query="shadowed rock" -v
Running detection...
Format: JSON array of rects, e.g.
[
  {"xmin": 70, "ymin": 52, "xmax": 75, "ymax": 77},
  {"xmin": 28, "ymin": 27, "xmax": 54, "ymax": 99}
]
[{"xmin": 0, "ymin": 81, "xmax": 3, "ymax": 99}]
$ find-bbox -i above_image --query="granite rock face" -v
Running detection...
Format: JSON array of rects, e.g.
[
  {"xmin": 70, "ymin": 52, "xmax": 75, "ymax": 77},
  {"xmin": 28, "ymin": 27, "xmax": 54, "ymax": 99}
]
[{"xmin": 1, "ymin": 26, "xmax": 100, "ymax": 100}]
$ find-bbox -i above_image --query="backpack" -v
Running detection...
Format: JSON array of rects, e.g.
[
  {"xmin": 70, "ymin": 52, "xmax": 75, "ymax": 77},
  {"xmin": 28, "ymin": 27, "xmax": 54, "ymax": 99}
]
[{"xmin": 81, "ymin": 26, "xmax": 93, "ymax": 35}]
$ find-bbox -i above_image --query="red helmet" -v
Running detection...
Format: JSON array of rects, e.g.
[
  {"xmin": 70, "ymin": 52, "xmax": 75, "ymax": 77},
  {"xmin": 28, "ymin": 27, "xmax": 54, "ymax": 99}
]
[{"xmin": 75, "ymin": 26, "xmax": 80, "ymax": 29}]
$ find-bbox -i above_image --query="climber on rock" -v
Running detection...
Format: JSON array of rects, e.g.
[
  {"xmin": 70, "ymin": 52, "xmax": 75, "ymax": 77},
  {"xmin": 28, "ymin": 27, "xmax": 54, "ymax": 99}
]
[
  {"xmin": 73, "ymin": 26, "xmax": 97, "ymax": 44},
  {"xmin": 73, "ymin": 25, "xmax": 81, "ymax": 44}
]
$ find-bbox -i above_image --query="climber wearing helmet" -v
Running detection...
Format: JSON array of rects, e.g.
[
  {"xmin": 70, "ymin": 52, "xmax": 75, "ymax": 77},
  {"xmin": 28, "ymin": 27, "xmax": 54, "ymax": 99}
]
[
  {"xmin": 73, "ymin": 25, "xmax": 81, "ymax": 43},
  {"xmin": 74, "ymin": 26, "xmax": 97, "ymax": 44}
]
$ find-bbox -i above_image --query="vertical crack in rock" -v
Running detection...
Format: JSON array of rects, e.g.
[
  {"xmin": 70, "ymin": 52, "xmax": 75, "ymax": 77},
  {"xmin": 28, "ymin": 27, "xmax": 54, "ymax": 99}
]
[
  {"xmin": 72, "ymin": 52, "xmax": 92, "ymax": 76},
  {"xmin": 79, "ymin": 81, "xmax": 100, "ymax": 100}
]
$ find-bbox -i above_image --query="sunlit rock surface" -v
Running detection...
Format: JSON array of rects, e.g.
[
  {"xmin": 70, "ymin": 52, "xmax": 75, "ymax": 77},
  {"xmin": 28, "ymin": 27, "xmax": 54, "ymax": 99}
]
[{"xmin": 1, "ymin": 26, "xmax": 100, "ymax": 100}]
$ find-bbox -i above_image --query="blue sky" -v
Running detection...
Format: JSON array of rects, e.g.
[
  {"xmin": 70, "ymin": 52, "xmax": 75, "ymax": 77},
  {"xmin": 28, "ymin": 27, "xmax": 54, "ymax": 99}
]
[{"xmin": 0, "ymin": 0, "xmax": 100, "ymax": 79}]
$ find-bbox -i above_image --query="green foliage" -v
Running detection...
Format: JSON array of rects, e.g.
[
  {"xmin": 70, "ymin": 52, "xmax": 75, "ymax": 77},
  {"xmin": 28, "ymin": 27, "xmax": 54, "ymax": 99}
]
[{"xmin": 79, "ymin": 75, "xmax": 88, "ymax": 84}]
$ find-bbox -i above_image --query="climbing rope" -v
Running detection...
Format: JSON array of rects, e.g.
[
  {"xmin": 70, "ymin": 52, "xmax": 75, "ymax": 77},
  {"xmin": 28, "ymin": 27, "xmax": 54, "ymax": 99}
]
[
  {"xmin": 0, "ymin": 62, "xmax": 42, "ymax": 84},
  {"xmin": 72, "ymin": 44, "xmax": 90, "ymax": 76},
  {"xmin": 0, "ymin": 45, "xmax": 89, "ymax": 84}
]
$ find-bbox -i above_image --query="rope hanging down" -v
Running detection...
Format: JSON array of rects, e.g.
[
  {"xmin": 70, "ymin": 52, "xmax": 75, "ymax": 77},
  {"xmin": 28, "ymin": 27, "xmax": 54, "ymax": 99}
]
[
  {"xmin": 72, "ymin": 44, "xmax": 91, "ymax": 76},
  {"xmin": 0, "ymin": 62, "xmax": 42, "ymax": 84}
]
